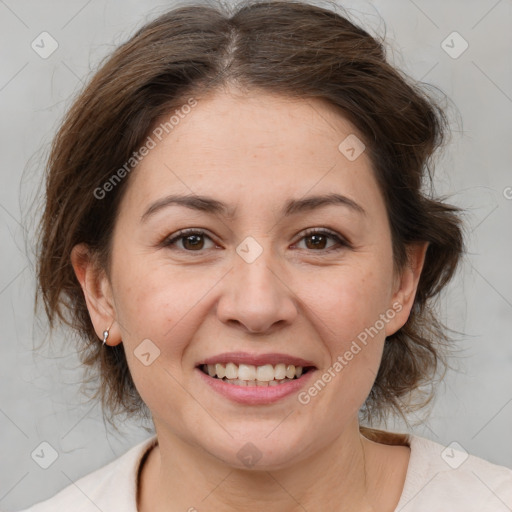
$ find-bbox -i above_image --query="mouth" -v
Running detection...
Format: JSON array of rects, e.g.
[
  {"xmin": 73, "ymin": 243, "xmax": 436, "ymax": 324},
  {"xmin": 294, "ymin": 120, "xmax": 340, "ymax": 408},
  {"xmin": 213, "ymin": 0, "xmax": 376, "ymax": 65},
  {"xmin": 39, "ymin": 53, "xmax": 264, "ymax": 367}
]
[
  {"xmin": 194, "ymin": 352, "xmax": 318, "ymax": 404},
  {"xmin": 197, "ymin": 362, "xmax": 316, "ymax": 387}
]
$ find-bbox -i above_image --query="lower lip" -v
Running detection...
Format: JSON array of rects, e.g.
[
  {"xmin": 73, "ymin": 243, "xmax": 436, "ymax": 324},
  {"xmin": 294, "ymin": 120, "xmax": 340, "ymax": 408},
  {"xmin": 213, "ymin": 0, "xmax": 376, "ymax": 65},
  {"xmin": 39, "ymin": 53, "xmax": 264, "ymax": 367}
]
[{"xmin": 195, "ymin": 367, "xmax": 317, "ymax": 405}]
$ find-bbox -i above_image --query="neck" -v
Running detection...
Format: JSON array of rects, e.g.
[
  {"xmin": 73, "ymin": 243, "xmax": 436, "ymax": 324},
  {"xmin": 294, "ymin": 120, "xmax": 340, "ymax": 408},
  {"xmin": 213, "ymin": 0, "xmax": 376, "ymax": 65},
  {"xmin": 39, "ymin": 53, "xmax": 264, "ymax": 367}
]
[{"xmin": 139, "ymin": 419, "xmax": 394, "ymax": 512}]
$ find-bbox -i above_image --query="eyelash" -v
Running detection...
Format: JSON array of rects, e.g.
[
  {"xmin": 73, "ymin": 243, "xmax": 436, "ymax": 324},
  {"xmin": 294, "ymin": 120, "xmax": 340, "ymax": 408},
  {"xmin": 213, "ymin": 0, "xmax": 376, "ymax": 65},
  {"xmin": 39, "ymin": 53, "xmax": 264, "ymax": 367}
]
[{"xmin": 161, "ymin": 228, "xmax": 351, "ymax": 254}]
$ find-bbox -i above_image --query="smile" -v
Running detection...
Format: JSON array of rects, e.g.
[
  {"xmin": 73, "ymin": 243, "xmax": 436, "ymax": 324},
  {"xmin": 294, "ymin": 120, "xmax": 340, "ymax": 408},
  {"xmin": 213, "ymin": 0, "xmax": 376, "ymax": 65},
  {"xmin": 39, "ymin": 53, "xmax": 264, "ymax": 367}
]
[
  {"xmin": 199, "ymin": 362, "xmax": 312, "ymax": 386},
  {"xmin": 195, "ymin": 353, "xmax": 318, "ymax": 404}
]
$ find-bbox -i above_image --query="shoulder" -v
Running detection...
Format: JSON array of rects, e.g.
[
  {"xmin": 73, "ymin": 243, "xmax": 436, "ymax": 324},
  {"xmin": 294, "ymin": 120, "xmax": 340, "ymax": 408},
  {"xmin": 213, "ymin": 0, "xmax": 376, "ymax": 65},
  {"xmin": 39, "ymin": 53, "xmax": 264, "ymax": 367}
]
[
  {"xmin": 396, "ymin": 433, "xmax": 512, "ymax": 511},
  {"xmin": 17, "ymin": 435, "xmax": 158, "ymax": 512}
]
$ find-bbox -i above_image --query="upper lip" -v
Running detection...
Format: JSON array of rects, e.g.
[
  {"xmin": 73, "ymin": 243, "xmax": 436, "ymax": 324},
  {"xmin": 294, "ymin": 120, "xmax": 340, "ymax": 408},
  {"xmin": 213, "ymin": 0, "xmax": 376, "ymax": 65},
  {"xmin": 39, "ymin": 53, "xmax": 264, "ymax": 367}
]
[{"xmin": 197, "ymin": 352, "xmax": 317, "ymax": 368}]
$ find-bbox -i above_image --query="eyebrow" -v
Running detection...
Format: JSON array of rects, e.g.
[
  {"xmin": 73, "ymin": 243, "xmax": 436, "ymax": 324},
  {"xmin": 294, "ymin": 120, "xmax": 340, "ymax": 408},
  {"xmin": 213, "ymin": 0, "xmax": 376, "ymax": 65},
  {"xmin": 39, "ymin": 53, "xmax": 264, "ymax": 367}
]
[{"xmin": 141, "ymin": 192, "xmax": 366, "ymax": 223}]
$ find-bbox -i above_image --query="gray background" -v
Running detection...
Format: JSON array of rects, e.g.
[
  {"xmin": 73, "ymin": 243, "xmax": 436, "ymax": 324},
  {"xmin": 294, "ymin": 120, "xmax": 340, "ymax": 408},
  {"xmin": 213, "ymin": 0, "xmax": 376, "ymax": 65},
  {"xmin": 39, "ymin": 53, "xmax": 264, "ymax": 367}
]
[{"xmin": 1, "ymin": 0, "xmax": 511, "ymax": 510}]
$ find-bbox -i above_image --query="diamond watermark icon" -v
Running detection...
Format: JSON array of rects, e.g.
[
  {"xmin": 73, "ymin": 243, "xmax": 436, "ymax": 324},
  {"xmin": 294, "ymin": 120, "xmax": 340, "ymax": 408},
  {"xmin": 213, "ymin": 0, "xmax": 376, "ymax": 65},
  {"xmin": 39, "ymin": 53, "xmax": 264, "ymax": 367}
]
[
  {"xmin": 236, "ymin": 236, "xmax": 263, "ymax": 264},
  {"xmin": 31, "ymin": 441, "xmax": 59, "ymax": 469},
  {"xmin": 237, "ymin": 442, "xmax": 263, "ymax": 468},
  {"xmin": 441, "ymin": 31, "xmax": 468, "ymax": 59},
  {"xmin": 134, "ymin": 338, "xmax": 161, "ymax": 366},
  {"xmin": 441, "ymin": 441, "xmax": 469, "ymax": 469},
  {"xmin": 338, "ymin": 134, "xmax": 366, "ymax": 161},
  {"xmin": 31, "ymin": 31, "xmax": 59, "ymax": 59}
]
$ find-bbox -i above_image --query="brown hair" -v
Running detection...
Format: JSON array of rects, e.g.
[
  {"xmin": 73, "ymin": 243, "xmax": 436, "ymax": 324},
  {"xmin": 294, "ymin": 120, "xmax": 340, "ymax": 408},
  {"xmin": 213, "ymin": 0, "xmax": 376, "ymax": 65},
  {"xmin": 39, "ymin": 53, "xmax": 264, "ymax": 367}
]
[{"xmin": 34, "ymin": 0, "xmax": 465, "ymax": 431}]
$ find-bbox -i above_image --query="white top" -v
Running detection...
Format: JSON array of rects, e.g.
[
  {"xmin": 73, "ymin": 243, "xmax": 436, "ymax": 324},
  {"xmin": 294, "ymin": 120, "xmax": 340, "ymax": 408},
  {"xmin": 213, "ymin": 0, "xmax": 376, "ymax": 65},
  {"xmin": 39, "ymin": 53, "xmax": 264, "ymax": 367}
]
[{"xmin": 17, "ymin": 432, "xmax": 512, "ymax": 511}]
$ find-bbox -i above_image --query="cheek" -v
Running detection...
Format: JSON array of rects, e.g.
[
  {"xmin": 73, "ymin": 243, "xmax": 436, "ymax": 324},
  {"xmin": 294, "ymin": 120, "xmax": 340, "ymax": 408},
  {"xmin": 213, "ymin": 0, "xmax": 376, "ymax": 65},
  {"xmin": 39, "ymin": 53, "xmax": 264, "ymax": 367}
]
[
  {"xmin": 112, "ymin": 257, "xmax": 226, "ymax": 360},
  {"xmin": 302, "ymin": 263, "xmax": 393, "ymax": 350},
  {"xmin": 296, "ymin": 263, "xmax": 392, "ymax": 405},
  {"xmin": 297, "ymin": 261, "xmax": 394, "ymax": 412},
  {"xmin": 112, "ymin": 267, "xmax": 208, "ymax": 421},
  {"xmin": 115, "ymin": 273, "xmax": 193, "ymax": 349}
]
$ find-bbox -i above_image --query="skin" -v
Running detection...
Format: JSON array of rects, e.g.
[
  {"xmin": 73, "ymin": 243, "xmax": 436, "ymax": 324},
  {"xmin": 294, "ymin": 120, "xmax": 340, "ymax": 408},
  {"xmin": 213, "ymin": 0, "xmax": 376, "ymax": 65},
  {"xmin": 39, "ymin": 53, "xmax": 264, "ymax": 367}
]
[{"xmin": 72, "ymin": 85, "xmax": 428, "ymax": 512}]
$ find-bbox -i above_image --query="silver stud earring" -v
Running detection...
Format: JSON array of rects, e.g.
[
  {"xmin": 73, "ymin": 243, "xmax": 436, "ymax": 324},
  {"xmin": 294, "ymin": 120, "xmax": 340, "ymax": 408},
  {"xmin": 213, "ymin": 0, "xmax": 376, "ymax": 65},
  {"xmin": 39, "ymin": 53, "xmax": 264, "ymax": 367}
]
[{"xmin": 102, "ymin": 320, "xmax": 115, "ymax": 346}]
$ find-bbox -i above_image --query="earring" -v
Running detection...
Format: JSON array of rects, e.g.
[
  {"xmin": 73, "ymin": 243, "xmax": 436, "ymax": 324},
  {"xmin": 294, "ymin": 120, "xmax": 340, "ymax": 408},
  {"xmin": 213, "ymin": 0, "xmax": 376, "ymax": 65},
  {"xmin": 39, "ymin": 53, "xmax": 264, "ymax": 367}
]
[{"xmin": 102, "ymin": 321, "xmax": 114, "ymax": 346}]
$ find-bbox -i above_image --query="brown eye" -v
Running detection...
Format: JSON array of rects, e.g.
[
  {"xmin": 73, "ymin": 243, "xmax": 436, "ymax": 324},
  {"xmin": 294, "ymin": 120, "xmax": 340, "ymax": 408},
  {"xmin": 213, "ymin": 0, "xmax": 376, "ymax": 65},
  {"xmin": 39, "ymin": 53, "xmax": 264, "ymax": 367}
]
[
  {"xmin": 163, "ymin": 229, "xmax": 215, "ymax": 251},
  {"xmin": 181, "ymin": 233, "xmax": 205, "ymax": 250},
  {"xmin": 304, "ymin": 233, "xmax": 329, "ymax": 250},
  {"xmin": 295, "ymin": 229, "xmax": 350, "ymax": 252}
]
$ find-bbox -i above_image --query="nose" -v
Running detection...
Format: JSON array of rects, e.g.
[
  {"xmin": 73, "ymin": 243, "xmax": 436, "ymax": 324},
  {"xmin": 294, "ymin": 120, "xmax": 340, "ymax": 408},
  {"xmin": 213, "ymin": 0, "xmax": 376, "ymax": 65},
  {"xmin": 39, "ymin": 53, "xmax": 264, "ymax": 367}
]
[{"xmin": 216, "ymin": 242, "xmax": 298, "ymax": 334}]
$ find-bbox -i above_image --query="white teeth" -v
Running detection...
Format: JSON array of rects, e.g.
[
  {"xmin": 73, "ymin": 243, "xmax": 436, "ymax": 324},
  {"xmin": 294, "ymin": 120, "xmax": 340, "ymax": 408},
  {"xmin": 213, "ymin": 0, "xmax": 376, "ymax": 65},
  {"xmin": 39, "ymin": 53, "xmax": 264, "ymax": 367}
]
[
  {"xmin": 256, "ymin": 364, "xmax": 275, "ymax": 382},
  {"xmin": 215, "ymin": 363, "xmax": 226, "ymax": 379},
  {"xmin": 238, "ymin": 364, "xmax": 256, "ymax": 381},
  {"xmin": 201, "ymin": 362, "xmax": 307, "ymax": 381},
  {"xmin": 285, "ymin": 364, "xmax": 296, "ymax": 379},
  {"xmin": 225, "ymin": 362, "xmax": 238, "ymax": 379},
  {"xmin": 223, "ymin": 377, "xmax": 295, "ymax": 386},
  {"xmin": 274, "ymin": 363, "xmax": 287, "ymax": 380}
]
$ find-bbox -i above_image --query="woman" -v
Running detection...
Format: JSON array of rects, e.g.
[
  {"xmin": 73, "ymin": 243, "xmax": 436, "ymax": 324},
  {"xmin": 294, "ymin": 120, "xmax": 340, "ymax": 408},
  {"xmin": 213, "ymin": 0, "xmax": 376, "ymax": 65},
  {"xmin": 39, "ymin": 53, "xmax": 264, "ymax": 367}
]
[{"xmin": 23, "ymin": 0, "xmax": 512, "ymax": 511}]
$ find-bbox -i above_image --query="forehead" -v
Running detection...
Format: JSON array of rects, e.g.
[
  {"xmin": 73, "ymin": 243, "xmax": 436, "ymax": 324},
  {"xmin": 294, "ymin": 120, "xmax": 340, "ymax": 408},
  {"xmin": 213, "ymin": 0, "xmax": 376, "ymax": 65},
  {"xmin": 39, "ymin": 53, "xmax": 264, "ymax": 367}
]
[{"xmin": 122, "ymin": 89, "xmax": 384, "ymax": 221}]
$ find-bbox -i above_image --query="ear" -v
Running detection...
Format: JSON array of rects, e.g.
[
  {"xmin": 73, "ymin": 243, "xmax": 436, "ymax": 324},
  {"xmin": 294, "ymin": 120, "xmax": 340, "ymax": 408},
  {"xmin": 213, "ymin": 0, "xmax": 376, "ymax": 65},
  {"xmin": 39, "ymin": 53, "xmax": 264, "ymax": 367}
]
[
  {"xmin": 384, "ymin": 241, "xmax": 429, "ymax": 337},
  {"xmin": 70, "ymin": 243, "xmax": 121, "ymax": 346}
]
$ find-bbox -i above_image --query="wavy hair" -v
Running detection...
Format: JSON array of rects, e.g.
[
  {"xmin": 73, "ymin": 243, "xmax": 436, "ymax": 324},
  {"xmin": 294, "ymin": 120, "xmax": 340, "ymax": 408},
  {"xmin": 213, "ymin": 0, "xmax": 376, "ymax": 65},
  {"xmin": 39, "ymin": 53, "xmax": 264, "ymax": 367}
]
[{"xmin": 34, "ymin": 0, "xmax": 465, "ymax": 433}]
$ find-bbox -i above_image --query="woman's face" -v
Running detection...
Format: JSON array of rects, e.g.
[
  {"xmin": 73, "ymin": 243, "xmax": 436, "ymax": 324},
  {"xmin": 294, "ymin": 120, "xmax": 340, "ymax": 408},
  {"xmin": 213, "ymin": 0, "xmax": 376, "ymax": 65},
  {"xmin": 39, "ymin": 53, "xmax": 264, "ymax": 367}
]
[{"xmin": 76, "ymin": 87, "xmax": 426, "ymax": 469}]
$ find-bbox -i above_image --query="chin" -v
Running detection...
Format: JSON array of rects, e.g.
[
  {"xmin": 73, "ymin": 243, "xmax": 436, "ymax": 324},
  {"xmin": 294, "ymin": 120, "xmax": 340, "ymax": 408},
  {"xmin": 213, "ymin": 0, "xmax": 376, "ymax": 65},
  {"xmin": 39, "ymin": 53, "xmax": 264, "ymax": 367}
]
[{"xmin": 199, "ymin": 425, "xmax": 314, "ymax": 471}]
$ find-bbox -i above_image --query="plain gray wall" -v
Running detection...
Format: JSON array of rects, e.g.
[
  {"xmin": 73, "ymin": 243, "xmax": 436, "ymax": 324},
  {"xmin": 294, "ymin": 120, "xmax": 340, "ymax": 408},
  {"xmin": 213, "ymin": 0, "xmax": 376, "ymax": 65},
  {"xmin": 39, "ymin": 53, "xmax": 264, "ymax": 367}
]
[{"xmin": 1, "ymin": 0, "xmax": 511, "ymax": 510}]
